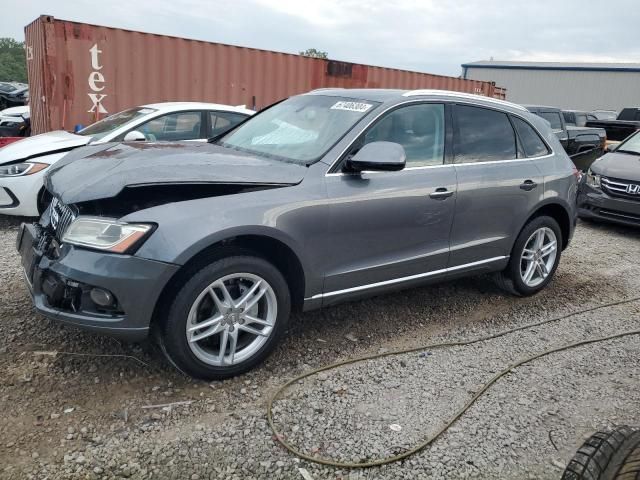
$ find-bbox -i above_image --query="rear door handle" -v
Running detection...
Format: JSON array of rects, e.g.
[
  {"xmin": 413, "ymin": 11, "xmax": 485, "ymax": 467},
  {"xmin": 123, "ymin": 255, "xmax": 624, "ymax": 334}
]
[
  {"xmin": 429, "ymin": 187, "xmax": 454, "ymax": 200},
  {"xmin": 520, "ymin": 180, "xmax": 538, "ymax": 191}
]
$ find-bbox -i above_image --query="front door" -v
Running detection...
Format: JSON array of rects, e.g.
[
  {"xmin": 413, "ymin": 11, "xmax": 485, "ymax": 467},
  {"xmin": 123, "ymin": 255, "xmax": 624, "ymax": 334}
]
[{"xmin": 322, "ymin": 102, "xmax": 457, "ymax": 303}]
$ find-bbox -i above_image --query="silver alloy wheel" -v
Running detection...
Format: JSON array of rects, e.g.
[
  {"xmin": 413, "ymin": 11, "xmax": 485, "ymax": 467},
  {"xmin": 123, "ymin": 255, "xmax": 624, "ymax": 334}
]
[
  {"xmin": 186, "ymin": 273, "xmax": 277, "ymax": 367},
  {"xmin": 520, "ymin": 227, "xmax": 558, "ymax": 288}
]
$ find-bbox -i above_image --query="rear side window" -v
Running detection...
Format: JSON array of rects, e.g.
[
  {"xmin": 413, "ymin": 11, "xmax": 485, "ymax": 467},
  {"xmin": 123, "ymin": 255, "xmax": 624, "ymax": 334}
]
[
  {"xmin": 575, "ymin": 113, "xmax": 588, "ymax": 126},
  {"xmin": 454, "ymin": 105, "xmax": 516, "ymax": 163},
  {"xmin": 209, "ymin": 111, "xmax": 247, "ymax": 137},
  {"xmin": 539, "ymin": 112, "xmax": 563, "ymax": 130},
  {"xmin": 563, "ymin": 112, "xmax": 575, "ymax": 125},
  {"xmin": 511, "ymin": 116, "xmax": 550, "ymax": 158}
]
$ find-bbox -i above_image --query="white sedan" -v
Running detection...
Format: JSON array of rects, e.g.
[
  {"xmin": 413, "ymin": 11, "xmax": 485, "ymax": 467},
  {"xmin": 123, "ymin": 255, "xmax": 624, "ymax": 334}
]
[
  {"xmin": 0, "ymin": 102, "xmax": 253, "ymax": 217},
  {"xmin": 0, "ymin": 105, "xmax": 29, "ymax": 127}
]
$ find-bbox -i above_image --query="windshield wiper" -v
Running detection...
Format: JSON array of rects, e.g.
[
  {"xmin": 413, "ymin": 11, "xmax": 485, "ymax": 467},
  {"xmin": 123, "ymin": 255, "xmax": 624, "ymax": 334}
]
[
  {"xmin": 615, "ymin": 149, "xmax": 640, "ymax": 156},
  {"xmin": 207, "ymin": 131, "xmax": 229, "ymax": 144}
]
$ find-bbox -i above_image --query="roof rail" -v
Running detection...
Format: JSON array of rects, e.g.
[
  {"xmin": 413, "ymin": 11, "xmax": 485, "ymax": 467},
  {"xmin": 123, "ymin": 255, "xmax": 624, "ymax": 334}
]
[
  {"xmin": 402, "ymin": 89, "xmax": 527, "ymax": 111},
  {"xmin": 308, "ymin": 88, "xmax": 345, "ymax": 93}
]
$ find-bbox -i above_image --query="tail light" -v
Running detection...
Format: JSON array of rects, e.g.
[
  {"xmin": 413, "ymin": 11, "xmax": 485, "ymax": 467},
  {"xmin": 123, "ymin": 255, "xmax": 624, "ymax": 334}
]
[{"xmin": 572, "ymin": 165, "xmax": 582, "ymax": 183}]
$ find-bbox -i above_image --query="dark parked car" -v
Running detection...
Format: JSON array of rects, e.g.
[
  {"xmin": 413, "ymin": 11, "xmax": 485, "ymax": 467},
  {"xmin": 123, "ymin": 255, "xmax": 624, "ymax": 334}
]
[
  {"xmin": 18, "ymin": 89, "xmax": 578, "ymax": 379},
  {"xmin": 562, "ymin": 110, "xmax": 598, "ymax": 127},
  {"xmin": 0, "ymin": 84, "xmax": 28, "ymax": 110},
  {"xmin": 586, "ymin": 107, "xmax": 640, "ymax": 144},
  {"xmin": 525, "ymin": 105, "xmax": 606, "ymax": 171},
  {"xmin": 578, "ymin": 130, "xmax": 640, "ymax": 227}
]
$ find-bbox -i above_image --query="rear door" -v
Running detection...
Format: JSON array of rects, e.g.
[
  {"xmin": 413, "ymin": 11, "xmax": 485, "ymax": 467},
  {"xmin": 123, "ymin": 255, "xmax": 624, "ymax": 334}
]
[
  {"xmin": 323, "ymin": 102, "xmax": 457, "ymax": 300},
  {"xmin": 448, "ymin": 105, "xmax": 545, "ymax": 268}
]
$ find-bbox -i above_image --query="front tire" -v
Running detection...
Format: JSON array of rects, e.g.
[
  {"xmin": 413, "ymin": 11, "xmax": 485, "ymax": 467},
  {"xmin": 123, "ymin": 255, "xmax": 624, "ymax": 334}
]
[
  {"xmin": 496, "ymin": 215, "xmax": 562, "ymax": 296},
  {"xmin": 159, "ymin": 255, "xmax": 291, "ymax": 380}
]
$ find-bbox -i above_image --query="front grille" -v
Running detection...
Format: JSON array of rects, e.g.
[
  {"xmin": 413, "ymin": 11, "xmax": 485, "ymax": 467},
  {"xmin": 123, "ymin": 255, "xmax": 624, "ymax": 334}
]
[
  {"xmin": 49, "ymin": 197, "xmax": 77, "ymax": 239},
  {"xmin": 601, "ymin": 176, "xmax": 640, "ymax": 202}
]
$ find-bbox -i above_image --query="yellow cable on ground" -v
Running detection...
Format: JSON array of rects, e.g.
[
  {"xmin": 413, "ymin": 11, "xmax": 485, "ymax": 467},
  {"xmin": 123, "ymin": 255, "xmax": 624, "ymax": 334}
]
[{"xmin": 267, "ymin": 297, "xmax": 640, "ymax": 468}]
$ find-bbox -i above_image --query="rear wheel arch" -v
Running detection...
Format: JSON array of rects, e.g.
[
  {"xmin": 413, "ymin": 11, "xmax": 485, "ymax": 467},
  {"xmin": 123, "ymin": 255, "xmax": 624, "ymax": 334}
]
[
  {"xmin": 151, "ymin": 233, "xmax": 306, "ymax": 328},
  {"xmin": 521, "ymin": 202, "xmax": 572, "ymax": 250}
]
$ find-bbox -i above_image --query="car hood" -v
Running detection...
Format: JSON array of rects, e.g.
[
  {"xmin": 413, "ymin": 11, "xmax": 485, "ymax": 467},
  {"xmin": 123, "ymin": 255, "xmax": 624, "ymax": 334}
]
[
  {"xmin": 0, "ymin": 130, "xmax": 89, "ymax": 164},
  {"xmin": 591, "ymin": 151, "xmax": 640, "ymax": 181},
  {"xmin": 0, "ymin": 105, "xmax": 29, "ymax": 117},
  {"xmin": 45, "ymin": 141, "xmax": 307, "ymax": 204}
]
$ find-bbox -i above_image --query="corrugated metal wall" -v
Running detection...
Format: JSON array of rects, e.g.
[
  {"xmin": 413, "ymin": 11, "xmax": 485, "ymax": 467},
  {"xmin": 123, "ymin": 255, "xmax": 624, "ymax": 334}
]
[
  {"xmin": 25, "ymin": 15, "xmax": 503, "ymax": 134},
  {"xmin": 465, "ymin": 66, "xmax": 640, "ymax": 111}
]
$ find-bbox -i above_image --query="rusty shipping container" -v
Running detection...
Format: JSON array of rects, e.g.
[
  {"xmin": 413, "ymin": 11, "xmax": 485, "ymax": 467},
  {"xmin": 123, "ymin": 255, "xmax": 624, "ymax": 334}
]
[{"xmin": 25, "ymin": 15, "xmax": 505, "ymax": 135}]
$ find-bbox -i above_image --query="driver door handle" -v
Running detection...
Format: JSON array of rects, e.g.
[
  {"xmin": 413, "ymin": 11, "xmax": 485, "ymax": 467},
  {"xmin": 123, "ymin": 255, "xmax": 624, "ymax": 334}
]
[
  {"xmin": 520, "ymin": 180, "xmax": 538, "ymax": 191},
  {"xmin": 429, "ymin": 187, "xmax": 454, "ymax": 200}
]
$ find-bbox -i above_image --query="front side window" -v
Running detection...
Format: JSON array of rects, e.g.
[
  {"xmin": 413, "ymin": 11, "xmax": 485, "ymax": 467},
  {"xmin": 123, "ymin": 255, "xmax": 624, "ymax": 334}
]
[
  {"xmin": 512, "ymin": 116, "xmax": 550, "ymax": 158},
  {"xmin": 538, "ymin": 112, "xmax": 563, "ymax": 130},
  {"xmin": 136, "ymin": 111, "xmax": 202, "ymax": 141},
  {"xmin": 219, "ymin": 95, "xmax": 380, "ymax": 164},
  {"xmin": 354, "ymin": 103, "xmax": 445, "ymax": 167},
  {"xmin": 454, "ymin": 105, "xmax": 516, "ymax": 163},
  {"xmin": 78, "ymin": 107, "xmax": 157, "ymax": 141}
]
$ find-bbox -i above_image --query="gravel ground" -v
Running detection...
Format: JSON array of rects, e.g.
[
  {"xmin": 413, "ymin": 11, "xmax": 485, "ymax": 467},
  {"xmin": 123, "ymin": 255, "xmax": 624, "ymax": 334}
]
[{"xmin": 0, "ymin": 214, "xmax": 639, "ymax": 480}]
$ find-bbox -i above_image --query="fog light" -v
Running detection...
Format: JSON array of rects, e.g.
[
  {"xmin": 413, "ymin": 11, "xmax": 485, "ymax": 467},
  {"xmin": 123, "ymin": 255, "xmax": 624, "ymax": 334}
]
[{"xmin": 90, "ymin": 288, "xmax": 115, "ymax": 307}]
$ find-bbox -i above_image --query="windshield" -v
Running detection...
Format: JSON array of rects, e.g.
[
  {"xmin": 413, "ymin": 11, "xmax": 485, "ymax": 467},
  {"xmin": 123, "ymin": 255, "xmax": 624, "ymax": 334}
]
[
  {"xmin": 78, "ymin": 107, "xmax": 157, "ymax": 141},
  {"xmin": 218, "ymin": 95, "xmax": 380, "ymax": 164},
  {"xmin": 616, "ymin": 131, "xmax": 640, "ymax": 155}
]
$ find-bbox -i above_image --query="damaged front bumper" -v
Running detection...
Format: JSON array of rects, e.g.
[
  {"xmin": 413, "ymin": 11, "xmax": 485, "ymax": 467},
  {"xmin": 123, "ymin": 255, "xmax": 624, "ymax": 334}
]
[{"xmin": 17, "ymin": 222, "xmax": 179, "ymax": 341}]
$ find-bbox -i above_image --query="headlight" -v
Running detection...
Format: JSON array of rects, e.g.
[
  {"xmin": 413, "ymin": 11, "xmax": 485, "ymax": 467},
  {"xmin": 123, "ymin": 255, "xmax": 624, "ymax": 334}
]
[
  {"xmin": 62, "ymin": 217, "xmax": 154, "ymax": 253},
  {"xmin": 0, "ymin": 162, "xmax": 48, "ymax": 177},
  {"xmin": 585, "ymin": 169, "xmax": 601, "ymax": 188}
]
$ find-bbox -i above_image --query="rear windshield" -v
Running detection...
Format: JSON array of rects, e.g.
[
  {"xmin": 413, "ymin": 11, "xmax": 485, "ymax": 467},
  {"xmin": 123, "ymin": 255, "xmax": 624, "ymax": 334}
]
[
  {"xmin": 538, "ymin": 112, "xmax": 563, "ymax": 130},
  {"xmin": 218, "ymin": 95, "xmax": 380, "ymax": 164},
  {"xmin": 78, "ymin": 107, "xmax": 157, "ymax": 141},
  {"xmin": 618, "ymin": 109, "xmax": 640, "ymax": 121}
]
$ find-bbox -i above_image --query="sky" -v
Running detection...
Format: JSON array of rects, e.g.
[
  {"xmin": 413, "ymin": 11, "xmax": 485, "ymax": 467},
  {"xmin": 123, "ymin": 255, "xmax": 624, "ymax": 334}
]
[{"xmin": 3, "ymin": 0, "xmax": 640, "ymax": 77}]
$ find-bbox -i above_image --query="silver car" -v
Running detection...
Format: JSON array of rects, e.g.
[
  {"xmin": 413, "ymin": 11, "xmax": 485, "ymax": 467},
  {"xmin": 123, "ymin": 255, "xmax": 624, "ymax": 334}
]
[{"xmin": 18, "ymin": 89, "xmax": 578, "ymax": 379}]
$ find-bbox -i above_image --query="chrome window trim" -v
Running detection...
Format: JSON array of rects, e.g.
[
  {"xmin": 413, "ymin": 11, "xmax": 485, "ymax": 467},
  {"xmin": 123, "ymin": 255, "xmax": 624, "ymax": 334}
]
[
  {"xmin": 324, "ymin": 99, "xmax": 554, "ymax": 176},
  {"xmin": 307, "ymin": 256, "xmax": 508, "ymax": 300},
  {"xmin": 325, "ymin": 153, "xmax": 554, "ymax": 177}
]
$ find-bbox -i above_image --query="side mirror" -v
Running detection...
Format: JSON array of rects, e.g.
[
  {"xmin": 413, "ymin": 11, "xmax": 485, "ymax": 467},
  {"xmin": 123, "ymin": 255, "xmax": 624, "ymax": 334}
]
[
  {"xmin": 604, "ymin": 143, "xmax": 616, "ymax": 153},
  {"xmin": 345, "ymin": 141, "xmax": 406, "ymax": 173},
  {"xmin": 123, "ymin": 130, "xmax": 147, "ymax": 142}
]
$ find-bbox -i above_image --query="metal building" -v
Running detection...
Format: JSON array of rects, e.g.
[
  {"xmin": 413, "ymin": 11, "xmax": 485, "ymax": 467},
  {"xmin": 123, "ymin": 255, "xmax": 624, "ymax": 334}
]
[{"xmin": 461, "ymin": 60, "xmax": 640, "ymax": 112}]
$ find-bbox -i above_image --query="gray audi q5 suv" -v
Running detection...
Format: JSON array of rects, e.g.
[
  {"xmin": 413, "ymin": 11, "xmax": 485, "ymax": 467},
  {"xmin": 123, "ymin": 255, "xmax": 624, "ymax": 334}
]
[{"xmin": 18, "ymin": 89, "xmax": 578, "ymax": 379}]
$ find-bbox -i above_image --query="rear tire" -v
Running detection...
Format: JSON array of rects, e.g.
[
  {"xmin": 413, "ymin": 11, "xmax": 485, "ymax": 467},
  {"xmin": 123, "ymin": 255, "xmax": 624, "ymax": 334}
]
[
  {"xmin": 562, "ymin": 426, "xmax": 640, "ymax": 480},
  {"xmin": 496, "ymin": 215, "xmax": 562, "ymax": 296},
  {"xmin": 159, "ymin": 255, "xmax": 291, "ymax": 380}
]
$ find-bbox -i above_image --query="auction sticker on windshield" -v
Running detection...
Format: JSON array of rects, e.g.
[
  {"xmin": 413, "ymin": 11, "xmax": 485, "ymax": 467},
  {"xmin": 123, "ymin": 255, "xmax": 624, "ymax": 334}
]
[{"xmin": 330, "ymin": 101, "xmax": 373, "ymax": 113}]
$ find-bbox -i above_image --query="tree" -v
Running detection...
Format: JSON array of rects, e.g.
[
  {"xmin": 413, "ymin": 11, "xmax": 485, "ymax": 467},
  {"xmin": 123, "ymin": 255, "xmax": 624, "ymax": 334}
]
[
  {"xmin": 0, "ymin": 38, "xmax": 27, "ymax": 83},
  {"xmin": 299, "ymin": 48, "xmax": 328, "ymax": 59}
]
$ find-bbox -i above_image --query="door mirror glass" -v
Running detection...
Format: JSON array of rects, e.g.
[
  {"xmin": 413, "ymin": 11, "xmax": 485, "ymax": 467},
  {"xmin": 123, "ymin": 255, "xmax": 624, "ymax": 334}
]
[
  {"xmin": 346, "ymin": 141, "xmax": 406, "ymax": 172},
  {"xmin": 123, "ymin": 130, "xmax": 147, "ymax": 142}
]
